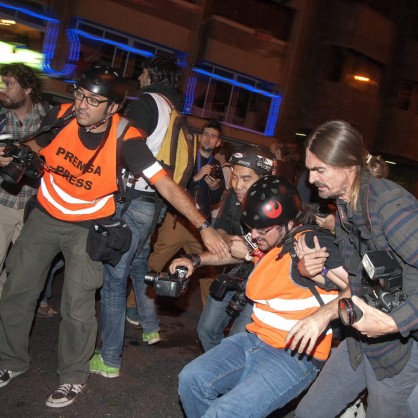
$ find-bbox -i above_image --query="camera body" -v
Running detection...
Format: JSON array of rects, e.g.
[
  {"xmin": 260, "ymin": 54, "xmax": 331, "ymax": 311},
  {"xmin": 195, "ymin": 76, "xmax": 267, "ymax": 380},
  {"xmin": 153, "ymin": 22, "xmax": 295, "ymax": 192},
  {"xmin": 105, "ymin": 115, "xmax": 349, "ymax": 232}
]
[
  {"xmin": 361, "ymin": 250, "xmax": 405, "ymax": 313},
  {"xmin": 144, "ymin": 266, "xmax": 189, "ymax": 298},
  {"xmin": 339, "ymin": 250, "xmax": 405, "ymax": 325},
  {"xmin": 209, "ymin": 164, "xmax": 223, "ymax": 180},
  {"xmin": 210, "ymin": 273, "xmax": 248, "ymax": 318},
  {"xmin": 0, "ymin": 144, "xmax": 44, "ymax": 185}
]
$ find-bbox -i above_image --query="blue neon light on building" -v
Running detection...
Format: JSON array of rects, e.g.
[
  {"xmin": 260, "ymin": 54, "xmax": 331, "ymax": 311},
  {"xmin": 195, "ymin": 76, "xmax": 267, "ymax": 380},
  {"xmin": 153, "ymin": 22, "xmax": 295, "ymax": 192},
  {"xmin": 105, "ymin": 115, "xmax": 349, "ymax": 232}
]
[{"xmin": 185, "ymin": 67, "xmax": 282, "ymax": 136}]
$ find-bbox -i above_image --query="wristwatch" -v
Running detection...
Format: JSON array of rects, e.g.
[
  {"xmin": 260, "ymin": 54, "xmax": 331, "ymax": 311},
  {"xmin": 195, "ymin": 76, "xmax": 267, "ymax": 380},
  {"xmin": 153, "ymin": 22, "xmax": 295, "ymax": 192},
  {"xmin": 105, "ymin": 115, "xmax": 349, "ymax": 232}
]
[
  {"xmin": 185, "ymin": 253, "xmax": 201, "ymax": 268},
  {"xmin": 321, "ymin": 267, "xmax": 329, "ymax": 277},
  {"xmin": 198, "ymin": 220, "xmax": 211, "ymax": 232}
]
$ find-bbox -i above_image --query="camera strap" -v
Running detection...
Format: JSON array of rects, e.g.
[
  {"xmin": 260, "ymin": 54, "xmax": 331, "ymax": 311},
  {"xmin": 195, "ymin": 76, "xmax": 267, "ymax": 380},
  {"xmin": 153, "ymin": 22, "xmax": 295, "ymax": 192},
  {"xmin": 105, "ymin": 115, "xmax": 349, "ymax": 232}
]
[
  {"xmin": 278, "ymin": 225, "xmax": 326, "ymax": 307},
  {"xmin": 18, "ymin": 106, "xmax": 76, "ymax": 144}
]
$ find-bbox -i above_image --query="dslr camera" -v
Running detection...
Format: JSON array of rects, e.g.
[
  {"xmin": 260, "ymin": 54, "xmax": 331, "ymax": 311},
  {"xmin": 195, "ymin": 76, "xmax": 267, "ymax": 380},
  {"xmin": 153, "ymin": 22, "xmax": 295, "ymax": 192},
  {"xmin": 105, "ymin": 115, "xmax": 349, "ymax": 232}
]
[
  {"xmin": 339, "ymin": 250, "xmax": 406, "ymax": 326},
  {"xmin": 209, "ymin": 164, "xmax": 223, "ymax": 180},
  {"xmin": 144, "ymin": 266, "xmax": 189, "ymax": 298},
  {"xmin": 0, "ymin": 143, "xmax": 44, "ymax": 185},
  {"xmin": 210, "ymin": 273, "xmax": 248, "ymax": 319}
]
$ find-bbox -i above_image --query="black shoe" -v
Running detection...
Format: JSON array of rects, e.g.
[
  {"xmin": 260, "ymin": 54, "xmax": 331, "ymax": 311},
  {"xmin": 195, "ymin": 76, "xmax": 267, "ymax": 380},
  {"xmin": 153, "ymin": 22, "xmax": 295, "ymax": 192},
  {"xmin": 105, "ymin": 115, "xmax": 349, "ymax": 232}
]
[
  {"xmin": 46, "ymin": 383, "xmax": 85, "ymax": 408},
  {"xmin": 0, "ymin": 369, "xmax": 27, "ymax": 388}
]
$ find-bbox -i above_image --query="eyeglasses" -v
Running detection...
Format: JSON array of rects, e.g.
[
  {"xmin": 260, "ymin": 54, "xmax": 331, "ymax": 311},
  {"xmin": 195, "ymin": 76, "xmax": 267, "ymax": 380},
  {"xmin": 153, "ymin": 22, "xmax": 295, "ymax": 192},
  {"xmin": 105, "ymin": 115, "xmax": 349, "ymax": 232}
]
[
  {"xmin": 251, "ymin": 225, "xmax": 278, "ymax": 236},
  {"xmin": 74, "ymin": 90, "xmax": 109, "ymax": 107}
]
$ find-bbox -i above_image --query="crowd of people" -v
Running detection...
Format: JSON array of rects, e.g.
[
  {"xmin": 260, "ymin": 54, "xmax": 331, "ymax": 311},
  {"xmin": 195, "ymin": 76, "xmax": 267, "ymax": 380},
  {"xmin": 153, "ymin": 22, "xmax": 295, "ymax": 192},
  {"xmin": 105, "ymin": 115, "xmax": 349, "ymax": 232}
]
[{"xmin": 0, "ymin": 61, "xmax": 417, "ymax": 418}]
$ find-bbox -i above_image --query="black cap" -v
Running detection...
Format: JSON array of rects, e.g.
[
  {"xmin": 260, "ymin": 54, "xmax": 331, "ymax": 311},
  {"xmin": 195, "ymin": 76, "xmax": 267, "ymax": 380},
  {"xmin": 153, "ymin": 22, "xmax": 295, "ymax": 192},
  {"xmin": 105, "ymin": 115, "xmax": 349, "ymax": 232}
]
[
  {"xmin": 230, "ymin": 145, "xmax": 274, "ymax": 176},
  {"xmin": 76, "ymin": 65, "xmax": 127, "ymax": 104},
  {"xmin": 241, "ymin": 175, "xmax": 302, "ymax": 229}
]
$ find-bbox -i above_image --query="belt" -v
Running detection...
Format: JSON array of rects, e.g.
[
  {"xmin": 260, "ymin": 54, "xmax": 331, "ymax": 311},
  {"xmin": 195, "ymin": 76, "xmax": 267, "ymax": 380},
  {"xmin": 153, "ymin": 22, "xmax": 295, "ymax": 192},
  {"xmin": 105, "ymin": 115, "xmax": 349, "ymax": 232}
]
[
  {"xmin": 129, "ymin": 188, "xmax": 155, "ymax": 203},
  {"xmin": 117, "ymin": 188, "xmax": 155, "ymax": 204}
]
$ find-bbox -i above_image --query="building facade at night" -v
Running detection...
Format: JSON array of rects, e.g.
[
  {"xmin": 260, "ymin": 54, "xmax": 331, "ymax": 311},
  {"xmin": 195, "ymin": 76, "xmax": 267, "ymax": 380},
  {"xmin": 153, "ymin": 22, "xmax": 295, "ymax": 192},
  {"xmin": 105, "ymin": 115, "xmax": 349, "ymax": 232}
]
[{"xmin": 1, "ymin": 0, "xmax": 417, "ymax": 192}]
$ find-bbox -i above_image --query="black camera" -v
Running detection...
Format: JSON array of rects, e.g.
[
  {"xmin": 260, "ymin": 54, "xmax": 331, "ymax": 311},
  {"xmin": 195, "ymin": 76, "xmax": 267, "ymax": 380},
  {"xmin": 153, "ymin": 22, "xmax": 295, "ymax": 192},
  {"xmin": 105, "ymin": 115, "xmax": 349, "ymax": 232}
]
[
  {"xmin": 0, "ymin": 144, "xmax": 44, "ymax": 185},
  {"xmin": 209, "ymin": 164, "xmax": 223, "ymax": 180},
  {"xmin": 210, "ymin": 273, "xmax": 248, "ymax": 318},
  {"xmin": 144, "ymin": 266, "xmax": 189, "ymax": 298},
  {"xmin": 339, "ymin": 250, "xmax": 405, "ymax": 326}
]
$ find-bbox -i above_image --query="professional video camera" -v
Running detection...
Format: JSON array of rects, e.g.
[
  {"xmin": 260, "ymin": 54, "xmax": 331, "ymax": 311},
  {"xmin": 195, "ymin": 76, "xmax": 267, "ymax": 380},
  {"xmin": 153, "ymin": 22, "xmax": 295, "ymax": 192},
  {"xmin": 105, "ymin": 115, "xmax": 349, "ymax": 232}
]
[
  {"xmin": 209, "ymin": 164, "xmax": 223, "ymax": 179},
  {"xmin": 144, "ymin": 266, "xmax": 189, "ymax": 298},
  {"xmin": 338, "ymin": 250, "xmax": 406, "ymax": 326},
  {"xmin": 0, "ymin": 142, "xmax": 44, "ymax": 185}
]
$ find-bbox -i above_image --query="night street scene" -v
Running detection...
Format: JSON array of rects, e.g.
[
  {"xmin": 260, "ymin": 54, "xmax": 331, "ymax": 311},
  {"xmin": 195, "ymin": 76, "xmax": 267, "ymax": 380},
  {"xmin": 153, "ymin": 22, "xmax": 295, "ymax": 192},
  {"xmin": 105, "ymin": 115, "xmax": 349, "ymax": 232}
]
[{"xmin": 0, "ymin": 0, "xmax": 418, "ymax": 417}]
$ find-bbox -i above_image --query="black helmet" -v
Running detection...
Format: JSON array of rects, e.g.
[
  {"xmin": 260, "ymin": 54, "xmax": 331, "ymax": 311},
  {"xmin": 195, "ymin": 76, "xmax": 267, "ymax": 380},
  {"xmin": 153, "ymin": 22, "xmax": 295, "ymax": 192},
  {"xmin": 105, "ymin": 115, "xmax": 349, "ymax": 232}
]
[
  {"xmin": 76, "ymin": 65, "xmax": 126, "ymax": 104},
  {"xmin": 241, "ymin": 175, "xmax": 302, "ymax": 229},
  {"xmin": 230, "ymin": 145, "xmax": 274, "ymax": 176}
]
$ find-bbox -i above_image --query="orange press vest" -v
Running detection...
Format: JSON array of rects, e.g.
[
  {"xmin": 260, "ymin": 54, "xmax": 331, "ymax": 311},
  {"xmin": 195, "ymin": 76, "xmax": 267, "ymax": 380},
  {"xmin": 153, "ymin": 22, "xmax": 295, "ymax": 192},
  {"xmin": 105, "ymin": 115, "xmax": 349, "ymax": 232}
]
[
  {"xmin": 38, "ymin": 104, "xmax": 136, "ymax": 222},
  {"xmin": 246, "ymin": 232, "xmax": 339, "ymax": 361}
]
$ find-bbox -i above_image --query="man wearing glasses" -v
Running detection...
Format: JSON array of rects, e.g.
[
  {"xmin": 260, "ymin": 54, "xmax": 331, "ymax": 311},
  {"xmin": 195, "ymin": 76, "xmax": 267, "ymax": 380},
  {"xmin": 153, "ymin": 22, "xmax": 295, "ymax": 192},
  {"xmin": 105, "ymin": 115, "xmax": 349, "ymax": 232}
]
[
  {"xmin": 173, "ymin": 175, "xmax": 345, "ymax": 417},
  {"xmin": 0, "ymin": 65, "xmax": 228, "ymax": 408}
]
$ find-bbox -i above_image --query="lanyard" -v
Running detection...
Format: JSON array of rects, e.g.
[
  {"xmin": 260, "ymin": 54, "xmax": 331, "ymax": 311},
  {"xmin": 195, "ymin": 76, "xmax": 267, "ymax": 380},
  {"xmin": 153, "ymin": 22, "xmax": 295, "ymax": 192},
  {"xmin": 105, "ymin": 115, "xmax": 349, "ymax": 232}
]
[{"xmin": 197, "ymin": 152, "xmax": 213, "ymax": 172}]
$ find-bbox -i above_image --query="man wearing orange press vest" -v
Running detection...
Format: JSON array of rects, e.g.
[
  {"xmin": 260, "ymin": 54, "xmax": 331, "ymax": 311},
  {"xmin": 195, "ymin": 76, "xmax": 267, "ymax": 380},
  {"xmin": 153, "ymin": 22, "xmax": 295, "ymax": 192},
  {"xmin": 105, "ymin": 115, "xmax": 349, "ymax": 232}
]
[
  {"xmin": 0, "ymin": 65, "xmax": 228, "ymax": 409},
  {"xmin": 177, "ymin": 175, "xmax": 347, "ymax": 418}
]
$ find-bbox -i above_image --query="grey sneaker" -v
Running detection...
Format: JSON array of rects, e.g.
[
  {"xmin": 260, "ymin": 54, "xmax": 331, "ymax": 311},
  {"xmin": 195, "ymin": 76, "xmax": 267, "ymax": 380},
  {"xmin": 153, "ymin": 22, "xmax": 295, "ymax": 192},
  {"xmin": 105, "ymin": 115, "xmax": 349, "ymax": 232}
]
[
  {"xmin": 46, "ymin": 383, "xmax": 85, "ymax": 408},
  {"xmin": 0, "ymin": 369, "xmax": 27, "ymax": 388}
]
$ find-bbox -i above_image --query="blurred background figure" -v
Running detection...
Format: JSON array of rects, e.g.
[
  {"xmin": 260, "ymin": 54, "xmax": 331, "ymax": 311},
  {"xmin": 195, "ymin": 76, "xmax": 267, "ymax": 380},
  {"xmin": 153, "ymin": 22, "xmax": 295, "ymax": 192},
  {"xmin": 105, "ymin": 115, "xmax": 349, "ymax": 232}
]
[{"xmin": 270, "ymin": 140, "xmax": 298, "ymax": 184}]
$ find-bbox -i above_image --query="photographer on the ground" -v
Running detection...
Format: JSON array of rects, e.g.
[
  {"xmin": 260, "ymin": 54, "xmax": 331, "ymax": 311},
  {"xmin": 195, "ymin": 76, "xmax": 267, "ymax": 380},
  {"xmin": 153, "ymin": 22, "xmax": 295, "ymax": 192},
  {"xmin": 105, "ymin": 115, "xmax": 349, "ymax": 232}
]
[
  {"xmin": 176, "ymin": 175, "xmax": 347, "ymax": 417},
  {"xmin": 0, "ymin": 65, "xmax": 228, "ymax": 409},
  {"xmin": 291, "ymin": 120, "xmax": 418, "ymax": 418},
  {"xmin": 171, "ymin": 145, "xmax": 275, "ymax": 351}
]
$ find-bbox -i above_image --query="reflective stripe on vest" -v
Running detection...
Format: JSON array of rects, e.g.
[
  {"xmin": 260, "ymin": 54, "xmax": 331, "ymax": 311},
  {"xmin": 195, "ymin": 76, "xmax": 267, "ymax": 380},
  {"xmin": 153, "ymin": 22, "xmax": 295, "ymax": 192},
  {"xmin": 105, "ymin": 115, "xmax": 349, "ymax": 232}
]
[
  {"xmin": 38, "ymin": 108, "xmax": 120, "ymax": 221},
  {"xmin": 246, "ymin": 238, "xmax": 338, "ymax": 361}
]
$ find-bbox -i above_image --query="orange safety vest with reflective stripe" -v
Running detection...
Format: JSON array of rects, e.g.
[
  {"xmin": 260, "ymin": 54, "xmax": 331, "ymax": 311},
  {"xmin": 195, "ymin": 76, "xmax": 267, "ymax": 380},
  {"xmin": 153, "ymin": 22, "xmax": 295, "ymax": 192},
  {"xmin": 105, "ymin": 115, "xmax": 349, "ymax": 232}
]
[
  {"xmin": 246, "ymin": 232, "xmax": 339, "ymax": 362},
  {"xmin": 38, "ymin": 104, "xmax": 138, "ymax": 222}
]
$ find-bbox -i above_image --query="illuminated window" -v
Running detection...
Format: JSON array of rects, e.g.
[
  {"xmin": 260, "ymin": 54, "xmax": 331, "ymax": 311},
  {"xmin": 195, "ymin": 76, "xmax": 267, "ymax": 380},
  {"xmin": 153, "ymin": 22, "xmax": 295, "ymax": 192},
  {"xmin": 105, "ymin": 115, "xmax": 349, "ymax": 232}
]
[
  {"xmin": 185, "ymin": 63, "xmax": 281, "ymax": 136},
  {"xmin": 70, "ymin": 20, "xmax": 181, "ymax": 94},
  {"xmin": 327, "ymin": 46, "xmax": 382, "ymax": 92}
]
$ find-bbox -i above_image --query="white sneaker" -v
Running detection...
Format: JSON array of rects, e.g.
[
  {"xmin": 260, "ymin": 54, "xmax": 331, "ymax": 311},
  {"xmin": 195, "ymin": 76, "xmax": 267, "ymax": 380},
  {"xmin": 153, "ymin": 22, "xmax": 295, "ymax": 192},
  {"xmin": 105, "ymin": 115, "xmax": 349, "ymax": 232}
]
[
  {"xmin": 0, "ymin": 369, "xmax": 27, "ymax": 388},
  {"xmin": 46, "ymin": 383, "xmax": 85, "ymax": 408}
]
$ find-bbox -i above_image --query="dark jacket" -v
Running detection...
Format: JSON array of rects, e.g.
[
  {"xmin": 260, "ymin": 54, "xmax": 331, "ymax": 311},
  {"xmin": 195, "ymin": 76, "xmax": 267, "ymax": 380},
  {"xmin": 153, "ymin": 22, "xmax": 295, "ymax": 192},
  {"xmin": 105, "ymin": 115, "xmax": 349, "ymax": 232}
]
[{"xmin": 336, "ymin": 172, "xmax": 418, "ymax": 379}]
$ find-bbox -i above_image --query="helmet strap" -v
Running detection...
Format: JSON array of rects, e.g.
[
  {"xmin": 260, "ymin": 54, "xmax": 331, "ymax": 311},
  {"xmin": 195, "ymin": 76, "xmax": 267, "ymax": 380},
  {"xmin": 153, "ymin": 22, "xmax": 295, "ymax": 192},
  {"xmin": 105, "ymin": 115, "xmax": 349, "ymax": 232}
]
[{"xmin": 85, "ymin": 101, "xmax": 119, "ymax": 132}]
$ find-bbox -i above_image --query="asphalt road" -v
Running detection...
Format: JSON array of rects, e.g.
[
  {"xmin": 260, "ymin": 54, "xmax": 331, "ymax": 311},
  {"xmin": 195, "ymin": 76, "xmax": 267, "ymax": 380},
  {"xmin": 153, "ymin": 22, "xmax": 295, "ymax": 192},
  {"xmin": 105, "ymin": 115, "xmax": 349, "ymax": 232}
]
[{"xmin": 0, "ymin": 272, "xmax": 296, "ymax": 418}]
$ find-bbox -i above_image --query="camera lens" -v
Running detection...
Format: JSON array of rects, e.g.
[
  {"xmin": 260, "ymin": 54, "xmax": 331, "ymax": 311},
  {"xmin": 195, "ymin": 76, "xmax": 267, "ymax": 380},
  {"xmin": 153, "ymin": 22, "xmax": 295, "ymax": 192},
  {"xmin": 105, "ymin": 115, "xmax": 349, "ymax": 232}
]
[
  {"xmin": 338, "ymin": 298, "xmax": 363, "ymax": 326},
  {"xmin": 144, "ymin": 271, "xmax": 159, "ymax": 286},
  {"xmin": 226, "ymin": 291, "xmax": 248, "ymax": 318},
  {"xmin": 0, "ymin": 162, "xmax": 25, "ymax": 185}
]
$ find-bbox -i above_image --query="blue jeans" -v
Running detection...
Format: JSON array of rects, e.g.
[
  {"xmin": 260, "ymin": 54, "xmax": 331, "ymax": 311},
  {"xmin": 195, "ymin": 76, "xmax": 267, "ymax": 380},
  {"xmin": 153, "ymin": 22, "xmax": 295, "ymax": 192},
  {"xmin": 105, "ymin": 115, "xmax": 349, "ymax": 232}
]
[
  {"xmin": 178, "ymin": 332, "xmax": 319, "ymax": 418},
  {"xmin": 295, "ymin": 339, "xmax": 418, "ymax": 418},
  {"xmin": 100, "ymin": 196, "xmax": 159, "ymax": 368},
  {"xmin": 197, "ymin": 291, "xmax": 253, "ymax": 351}
]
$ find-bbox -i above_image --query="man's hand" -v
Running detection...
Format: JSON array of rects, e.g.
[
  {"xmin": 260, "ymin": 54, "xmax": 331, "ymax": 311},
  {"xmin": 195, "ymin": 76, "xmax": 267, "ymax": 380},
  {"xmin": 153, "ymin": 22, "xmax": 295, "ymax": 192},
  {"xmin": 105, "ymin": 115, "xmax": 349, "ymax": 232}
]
[
  {"xmin": 285, "ymin": 308, "xmax": 332, "ymax": 355},
  {"xmin": 169, "ymin": 257, "xmax": 195, "ymax": 278},
  {"xmin": 296, "ymin": 234, "xmax": 328, "ymax": 278},
  {"xmin": 229, "ymin": 235, "xmax": 248, "ymax": 260},
  {"xmin": 204, "ymin": 175, "xmax": 220, "ymax": 190},
  {"xmin": 193, "ymin": 165, "xmax": 212, "ymax": 182},
  {"xmin": 0, "ymin": 146, "xmax": 12, "ymax": 167},
  {"xmin": 200, "ymin": 226, "xmax": 229, "ymax": 261},
  {"xmin": 351, "ymin": 296, "xmax": 399, "ymax": 337}
]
